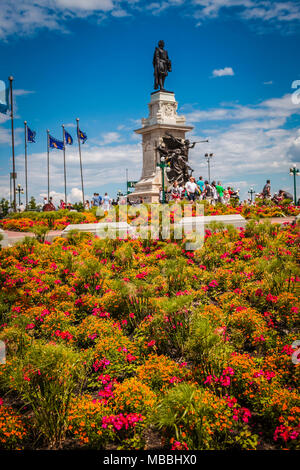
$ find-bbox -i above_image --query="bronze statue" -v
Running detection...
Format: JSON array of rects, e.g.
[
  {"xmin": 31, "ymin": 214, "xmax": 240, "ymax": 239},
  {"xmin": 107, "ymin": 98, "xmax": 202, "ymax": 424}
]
[
  {"xmin": 156, "ymin": 134, "xmax": 197, "ymax": 186},
  {"xmin": 156, "ymin": 133, "xmax": 209, "ymax": 186},
  {"xmin": 153, "ymin": 40, "xmax": 172, "ymax": 91}
]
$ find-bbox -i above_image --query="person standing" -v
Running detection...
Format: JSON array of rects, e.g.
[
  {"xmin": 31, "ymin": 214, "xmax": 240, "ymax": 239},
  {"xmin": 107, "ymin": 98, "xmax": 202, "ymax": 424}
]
[
  {"xmin": 216, "ymin": 181, "xmax": 225, "ymax": 204},
  {"xmin": 97, "ymin": 193, "xmax": 102, "ymax": 206},
  {"xmin": 102, "ymin": 193, "xmax": 110, "ymax": 211},
  {"xmin": 92, "ymin": 193, "xmax": 99, "ymax": 207},
  {"xmin": 59, "ymin": 199, "xmax": 66, "ymax": 210},
  {"xmin": 204, "ymin": 180, "xmax": 213, "ymax": 204},
  {"xmin": 262, "ymin": 180, "xmax": 271, "ymax": 199},
  {"xmin": 84, "ymin": 200, "xmax": 90, "ymax": 210},
  {"xmin": 211, "ymin": 181, "xmax": 219, "ymax": 206},
  {"xmin": 185, "ymin": 177, "xmax": 199, "ymax": 202},
  {"xmin": 196, "ymin": 176, "xmax": 204, "ymax": 199},
  {"xmin": 171, "ymin": 180, "xmax": 181, "ymax": 201}
]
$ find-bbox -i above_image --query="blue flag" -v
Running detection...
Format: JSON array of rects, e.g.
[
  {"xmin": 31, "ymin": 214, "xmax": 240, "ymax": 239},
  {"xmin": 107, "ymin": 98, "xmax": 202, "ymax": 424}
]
[
  {"xmin": 78, "ymin": 128, "xmax": 87, "ymax": 144},
  {"xmin": 0, "ymin": 80, "xmax": 9, "ymax": 115},
  {"xmin": 65, "ymin": 130, "xmax": 73, "ymax": 145},
  {"xmin": 49, "ymin": 134, "xmax": 64, "ymax": 150},
  {"xmin": 27, "ymin": 126, "xmax": 36, "ymax": 143}
]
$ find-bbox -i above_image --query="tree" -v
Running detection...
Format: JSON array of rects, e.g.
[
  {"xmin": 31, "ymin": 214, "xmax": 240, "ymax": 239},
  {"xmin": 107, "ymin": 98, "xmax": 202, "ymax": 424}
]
[
  {"xmin": 28, "ymin": 196, "xmax": 38, "ymax": 211},
  {"xmin": 0, "ymin": 198, "xmax": 10, "ymax": 218}
]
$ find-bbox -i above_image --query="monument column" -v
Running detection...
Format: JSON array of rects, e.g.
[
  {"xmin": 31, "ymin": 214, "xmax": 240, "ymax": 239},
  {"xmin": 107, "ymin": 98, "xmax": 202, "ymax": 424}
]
[{"xmin": 131, "ymin": 90, "xmax": 194, "ymax": 203}]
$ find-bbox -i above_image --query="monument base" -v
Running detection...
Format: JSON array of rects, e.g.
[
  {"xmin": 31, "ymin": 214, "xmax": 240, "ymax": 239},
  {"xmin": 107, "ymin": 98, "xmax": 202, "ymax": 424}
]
[
  {"xmin": 128, "ymin": 170, "xmax": 162, "ymax": 203},
  {"xmin": 130, "ymin": 90, "xmax": 193, "ymax": 203}
]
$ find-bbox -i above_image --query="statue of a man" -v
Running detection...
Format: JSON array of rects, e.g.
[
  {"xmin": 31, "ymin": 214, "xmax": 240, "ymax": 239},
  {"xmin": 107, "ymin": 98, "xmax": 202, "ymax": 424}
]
[{"xmin": 153, "ymin": 40, "xmax": 172, "ymax": 91}]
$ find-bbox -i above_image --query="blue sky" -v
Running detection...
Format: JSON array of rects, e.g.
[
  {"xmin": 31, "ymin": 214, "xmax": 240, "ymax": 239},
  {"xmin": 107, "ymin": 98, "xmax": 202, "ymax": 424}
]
[{"xmin": 1, "ymin": 0, "xmax": 300, "ymax": 204}]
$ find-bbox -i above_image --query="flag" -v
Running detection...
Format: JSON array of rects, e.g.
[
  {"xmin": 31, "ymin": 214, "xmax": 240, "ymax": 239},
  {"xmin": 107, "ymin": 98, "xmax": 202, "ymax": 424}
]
[
  {"xmin": 0, "ymin": 80, "xmax": 9, "ymax": 115},
  {"xmin": 78, "ymin": 128, "xmax": 87, "ymax": 144},
  {"xmin": 49, "ymin": 134, "xmax": 64, "ymax": 150},
  {"xmin": 27, "ymin": 126, "xmax": 36, "ymax": 143},
  {"xmin": 65, "ymin": 130, "xmax": 73, "ymax": 145}
]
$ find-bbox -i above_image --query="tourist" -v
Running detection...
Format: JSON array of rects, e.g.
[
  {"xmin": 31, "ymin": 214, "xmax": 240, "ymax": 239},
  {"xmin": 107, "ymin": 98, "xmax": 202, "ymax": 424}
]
[
  {"xmin": 97, "ymin": 193, "xmax": 102, "ymax": 206},
  {"xmin": 102, "ymin": 192, "xmax": 111, "ymax": 211},
  {"xmin": 171, "ymin": 181, "xmax": 181, "ymax": 201},
  {"xmin": 59, "ymin": 199, "xmax": 66, "ymax": 210},
  {"xmin": 203, "ymin": 180, "xmax": 213, "ymax": 204},
  {"xmin": 216, "ymin": 181, "xmax": 225, "ymax": 204},
  {"xmin": 92, "ymin": 193, "xmax": 99, "ymax": 207},
  {"xmin": 185, "ymin": 176, "xmax": 199, "ymax": 201},
  {"xmin": 262, "ymin": 180, "xmax": 271, "ymax": 200},
  {"xmin": 196, "ymin": 176, "xmax": 204, "ymax": 198},
  {"xmin": 49, "ymin": 197, "xmax": 56, "ymax": 211},
  {"xmin": 277, "ymin": 189, "xmax": 293, "ymax": 202},
  {"xmin": 18, "ymin": 202, "xmax": 25, "ymax": 213},
  {"xmin": 211, "ymin": 181, "xmax": 219, "ymax": 206},
  {"xmin": 84, "ymin": 200, "xmax": 90, "ymax": 210},
  {"xmin": 223, "ymin": 188, "xmax": 230, "ymax": 205}
]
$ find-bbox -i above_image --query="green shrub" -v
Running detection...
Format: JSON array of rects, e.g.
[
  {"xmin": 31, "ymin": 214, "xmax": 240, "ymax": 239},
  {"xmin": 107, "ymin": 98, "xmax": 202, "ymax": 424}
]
[{"xmin": 1, "ymin": 341, "xmax": 88, "ymax": 448}]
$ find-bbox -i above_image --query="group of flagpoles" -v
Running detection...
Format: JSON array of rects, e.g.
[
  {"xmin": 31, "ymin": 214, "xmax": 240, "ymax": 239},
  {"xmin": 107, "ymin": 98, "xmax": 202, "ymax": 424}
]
[
  {"xmin": 46, "ymin": 119, "xmax": 85, "ymax": 207},
  {"xmin": 7, "ymin": 75, "xmax": 86, "ymax": 210}
]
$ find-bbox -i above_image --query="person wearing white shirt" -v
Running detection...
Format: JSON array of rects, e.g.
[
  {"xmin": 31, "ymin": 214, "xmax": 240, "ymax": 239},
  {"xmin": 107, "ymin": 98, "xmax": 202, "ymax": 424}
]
[{"xmin": 185, "ymin": 177, "xmax": 199, "ymax": 201}]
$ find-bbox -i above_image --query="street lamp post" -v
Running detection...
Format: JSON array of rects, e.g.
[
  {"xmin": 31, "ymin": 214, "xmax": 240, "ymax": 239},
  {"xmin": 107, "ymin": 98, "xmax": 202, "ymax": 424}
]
[
  {"xmin": 204, "ymin": 153, "xmax": 214, "ymax": 183},
  {"xmin": 289, "ymin": 164, "xmax": 299, "ymax": 205},
  {"xmin": 157, "ymin": 156, "xmax": 168, "ymax": 203},
  {"xmin": 15, "ymin": 184, "xmax": 24, "ymax": 208},
  {"xmin": 248, "ymin": 187, "xmax": 255, "ymax": 204}
]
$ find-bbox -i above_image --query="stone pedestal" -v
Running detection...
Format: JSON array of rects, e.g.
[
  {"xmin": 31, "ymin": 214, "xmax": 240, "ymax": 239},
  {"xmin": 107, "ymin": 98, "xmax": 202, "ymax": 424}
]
[{"xmin": 130, "ymin": 91, "xmax": 193, "ymax": 203}]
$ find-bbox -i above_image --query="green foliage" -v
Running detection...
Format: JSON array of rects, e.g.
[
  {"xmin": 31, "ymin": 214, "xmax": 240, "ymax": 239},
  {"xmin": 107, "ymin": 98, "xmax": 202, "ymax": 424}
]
[
  {"xmin": 1, "ymin": 341, "xmax": 88, "ymax": 448},
  {"xmin": 31, "ymin": 225, "xmax": 49, "ymax": 242},
  {"xmin": 184, "ymin": 313, "xmax": 232, "ymax": 377},
  {"xmin": 0, "ymin": 198, "xmax": 10, "ymax": 217}
]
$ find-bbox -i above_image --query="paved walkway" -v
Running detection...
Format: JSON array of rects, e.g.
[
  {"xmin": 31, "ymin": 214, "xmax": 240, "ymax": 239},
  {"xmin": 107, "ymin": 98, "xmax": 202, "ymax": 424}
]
[
  {"xmin": 0, "ymin": 230, "xmax": 63, "ymax": 247},
  {"xmin": 0, "ymin": 217, "xmax": 297, "ymax": 248}
]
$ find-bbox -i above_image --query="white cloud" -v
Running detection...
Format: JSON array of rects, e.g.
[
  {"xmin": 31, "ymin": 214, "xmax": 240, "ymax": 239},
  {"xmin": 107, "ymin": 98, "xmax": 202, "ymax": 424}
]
[
  {"xmin": 100, "ymin": 131, "xmax": 123, "ymax": 145},
  {"xmin": 212, "ymin": 67, "xmax": 235, "ymax": 77},
  {"xmin": 1, "ymin": 1, "xmax": 300, "ymax": 40},
  {"xmin": 185, "ymin": 93, "xmax": 300, "ymax": 188}
]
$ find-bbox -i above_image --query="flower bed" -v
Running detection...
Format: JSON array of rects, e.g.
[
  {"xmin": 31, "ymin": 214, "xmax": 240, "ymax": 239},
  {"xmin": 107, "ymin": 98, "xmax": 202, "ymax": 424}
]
[
  {"xmin": 0, "ymin": 220, "xmax": 299, "ymax": 449},
  {"xmin": 1, "ymin": 202, "xmax": 298, "ymax": 232}
]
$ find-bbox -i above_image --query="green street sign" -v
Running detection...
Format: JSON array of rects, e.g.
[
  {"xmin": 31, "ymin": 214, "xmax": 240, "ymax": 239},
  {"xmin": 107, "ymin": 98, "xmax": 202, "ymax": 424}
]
[{"xmin": 127, "ymin": 181, "xmax": 137, "ymax": 189}]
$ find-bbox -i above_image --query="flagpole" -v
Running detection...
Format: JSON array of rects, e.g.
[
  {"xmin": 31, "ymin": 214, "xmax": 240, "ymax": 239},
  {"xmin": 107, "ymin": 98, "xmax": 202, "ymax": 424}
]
[
  {"xmin": 47, "ymin": 129, "xmax": 50, "ymax": 201},
  {"xmin": 62, "ymin": 125, "xmax": 67, "ymax": 205},
  {"xmin": 76, "ymin": 118, "xmax": 85, "ymax": 207},
  {"xmin": 9, "ymin": 76, "xmax": 16, "ymax": 212},
  {"xmin": 24, "ymin": 121, "xmax": 28, "ymax": 208}
]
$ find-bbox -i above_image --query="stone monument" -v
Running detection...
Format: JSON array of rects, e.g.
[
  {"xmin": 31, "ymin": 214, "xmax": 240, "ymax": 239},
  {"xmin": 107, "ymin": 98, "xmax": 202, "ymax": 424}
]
[{"xmin": 129, "ymin": 40, "xmax": 194, "ymax": 203}]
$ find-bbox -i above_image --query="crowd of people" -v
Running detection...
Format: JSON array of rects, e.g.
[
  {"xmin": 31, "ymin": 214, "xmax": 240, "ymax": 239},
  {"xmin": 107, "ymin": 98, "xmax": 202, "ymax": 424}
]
[
  {"xmin": 162, "ymin": 177, "xmax": 295, "ymax": 206},
  {"xmin": 16, "ymin": 178, "xmax": 294, "ymax": 214},
  {"xmin": 164, "ymin": 176, "xmax": 239, "ymax": 204},
  {"xmin": 260, "ymin": 179, "xmax": 294, "ymax": 204}
]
